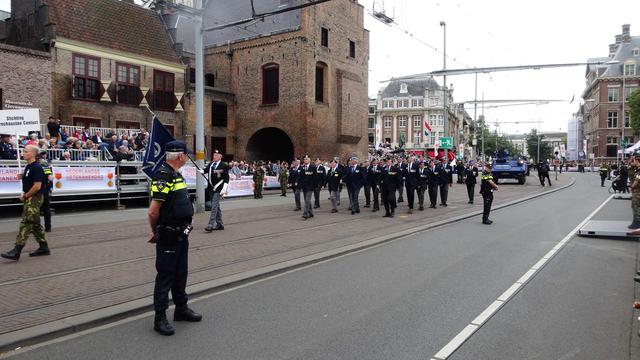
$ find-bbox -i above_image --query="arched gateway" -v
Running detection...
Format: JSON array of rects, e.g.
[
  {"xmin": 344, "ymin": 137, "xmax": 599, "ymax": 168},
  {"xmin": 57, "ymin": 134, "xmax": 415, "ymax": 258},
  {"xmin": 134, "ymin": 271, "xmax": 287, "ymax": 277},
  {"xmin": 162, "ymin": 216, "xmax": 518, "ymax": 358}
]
[{"xmin": 245, "ymin": 127, "xmax": 294, "ymax": 162}]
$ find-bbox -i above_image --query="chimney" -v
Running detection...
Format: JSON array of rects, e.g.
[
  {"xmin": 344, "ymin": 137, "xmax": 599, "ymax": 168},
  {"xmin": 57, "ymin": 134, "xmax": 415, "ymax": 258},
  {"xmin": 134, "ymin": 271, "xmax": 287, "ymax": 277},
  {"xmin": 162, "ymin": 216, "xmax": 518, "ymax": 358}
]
[
  {"xmin": 609, "ymin": 43, "xmax": 617, "ymax": 58},
  {"xmin": 615, "ymin": 34, "xmax": 622, "ymax": 44},
  {"xmin": 622, "ymin": 24, "xmax": 631, "ymax": 43}
]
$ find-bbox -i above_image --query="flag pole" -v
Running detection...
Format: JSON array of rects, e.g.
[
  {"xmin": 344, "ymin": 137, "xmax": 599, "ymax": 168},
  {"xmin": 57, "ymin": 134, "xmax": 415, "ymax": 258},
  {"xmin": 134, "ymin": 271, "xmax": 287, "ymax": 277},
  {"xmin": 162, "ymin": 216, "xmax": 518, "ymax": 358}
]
[{"xmin": 143, "ymin": 106, "xmax": 206, "ymax": 177}]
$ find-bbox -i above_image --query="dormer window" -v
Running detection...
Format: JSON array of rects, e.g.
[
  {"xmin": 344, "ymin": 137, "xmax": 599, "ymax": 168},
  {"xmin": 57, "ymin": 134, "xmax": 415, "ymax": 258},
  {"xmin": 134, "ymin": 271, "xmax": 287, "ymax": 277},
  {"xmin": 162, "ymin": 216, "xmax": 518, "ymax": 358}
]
[
  {"xmin": 633, "ymin": 48, "xmax": 640, "ymax": 56},
  {"xmin": 400, "ymin": 83, "xmax": 408, "ymax": 94},
  {"xmin": 624, "ymin": 63, "xmax": 636, "ymax": 76}
]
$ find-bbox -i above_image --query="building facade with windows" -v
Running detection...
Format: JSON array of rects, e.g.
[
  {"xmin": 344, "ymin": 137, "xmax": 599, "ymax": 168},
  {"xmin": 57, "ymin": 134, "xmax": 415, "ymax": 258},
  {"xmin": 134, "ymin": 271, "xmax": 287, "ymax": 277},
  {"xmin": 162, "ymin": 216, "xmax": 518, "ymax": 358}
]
[
  {"xmin": 160, "ymin": 0, "xmax": 369, "ymax": 161},
  {"xmin": 4, "ymin": 0, "xmax": 186, "ymax": 136},
  {"xmin": 375, "ymin": 77, "xmax": 469, "ymax": 158},
  {"xmin": 0, "ymin": 43, "xmax": 51, "ymax": 117},
  {"xmin": 581, "ymin": 24, "xmax": 640, "ymax": 163}
]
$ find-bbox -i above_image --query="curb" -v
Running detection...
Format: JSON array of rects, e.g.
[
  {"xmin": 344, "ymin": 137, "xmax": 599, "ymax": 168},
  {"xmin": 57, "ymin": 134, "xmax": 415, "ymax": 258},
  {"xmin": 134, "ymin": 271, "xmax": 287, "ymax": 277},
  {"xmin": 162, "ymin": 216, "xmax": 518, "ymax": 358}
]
[{"xmin": 0, "ymin": 177, "xmax": 576, "ymax": 353}]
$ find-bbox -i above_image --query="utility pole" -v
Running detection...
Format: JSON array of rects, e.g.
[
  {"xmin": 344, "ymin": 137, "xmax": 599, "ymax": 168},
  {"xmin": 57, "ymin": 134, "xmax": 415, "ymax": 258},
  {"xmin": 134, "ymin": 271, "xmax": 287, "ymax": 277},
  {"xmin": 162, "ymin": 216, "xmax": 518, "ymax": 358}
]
[
  {"xmin": 194, "ymin": 0, "xmax": 205, "ymax": 213},
  {"xmin": 481, "ymin": 92, "xmax": 485, "ymax": 160},
  {"xmin": 440, "ymin": 21, "xmax": 447, "ymax": 160},
  {"xmin": 473, "ymin": 72, "xmax": 478, "ymax": 158},
  {"xmin": 621, "ymin": 68, "xmax": 626, "ymax": 164}
]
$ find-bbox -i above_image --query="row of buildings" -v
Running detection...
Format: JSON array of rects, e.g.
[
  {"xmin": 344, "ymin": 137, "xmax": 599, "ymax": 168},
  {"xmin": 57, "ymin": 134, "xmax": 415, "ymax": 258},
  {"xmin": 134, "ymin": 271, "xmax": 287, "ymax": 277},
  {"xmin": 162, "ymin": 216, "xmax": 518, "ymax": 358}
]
[
  {"xmin": 0, "ymin": 0, "xmax": 370, "ymax": 162},
  {"xmin": 571, "ymin": 24, "xmax": 640, "ymax": 163}
]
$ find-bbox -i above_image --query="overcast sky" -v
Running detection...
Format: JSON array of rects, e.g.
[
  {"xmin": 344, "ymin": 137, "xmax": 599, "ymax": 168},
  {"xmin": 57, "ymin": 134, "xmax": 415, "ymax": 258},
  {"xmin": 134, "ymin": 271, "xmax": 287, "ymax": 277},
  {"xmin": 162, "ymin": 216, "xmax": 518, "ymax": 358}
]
[{"xmin": 2, "ymin": 0, "xmax": 639, "ymax": 134}]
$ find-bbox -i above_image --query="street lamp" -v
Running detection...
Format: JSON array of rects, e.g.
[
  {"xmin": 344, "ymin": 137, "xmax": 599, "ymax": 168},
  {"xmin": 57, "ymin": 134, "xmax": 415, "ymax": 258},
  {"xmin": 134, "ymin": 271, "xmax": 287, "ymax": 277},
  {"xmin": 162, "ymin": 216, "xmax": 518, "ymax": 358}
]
[{"xmin": 440, "ymin": 21, "xmax": 447, "ymax": 160}]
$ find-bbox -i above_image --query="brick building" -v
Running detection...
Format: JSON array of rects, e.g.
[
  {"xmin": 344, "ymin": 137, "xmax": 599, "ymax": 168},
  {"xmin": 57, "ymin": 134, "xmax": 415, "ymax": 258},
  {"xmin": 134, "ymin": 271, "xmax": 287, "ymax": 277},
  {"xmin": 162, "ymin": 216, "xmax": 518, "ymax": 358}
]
[
  {"xmin": 159, "ymin": 0, "xmax": 370, "ymax": 161},
  {"xmin": 581, "ymin": 24, "xmax": 640, "ymax": 163},
  {"xmin": 4, "ymin": 0, "xmax": 187, "ymax": 136},
  {"xmin": 0, "ymin": 43, "xmax": 51, "ymax": 119}
]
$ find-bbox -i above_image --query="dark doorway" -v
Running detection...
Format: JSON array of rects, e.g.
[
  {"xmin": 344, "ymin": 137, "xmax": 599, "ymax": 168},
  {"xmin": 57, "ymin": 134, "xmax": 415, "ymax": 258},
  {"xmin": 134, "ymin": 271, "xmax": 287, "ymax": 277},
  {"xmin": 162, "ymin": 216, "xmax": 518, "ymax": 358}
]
[{"xmin": 245, "ymin": 127, "xmax": 294, "ymax": 162}]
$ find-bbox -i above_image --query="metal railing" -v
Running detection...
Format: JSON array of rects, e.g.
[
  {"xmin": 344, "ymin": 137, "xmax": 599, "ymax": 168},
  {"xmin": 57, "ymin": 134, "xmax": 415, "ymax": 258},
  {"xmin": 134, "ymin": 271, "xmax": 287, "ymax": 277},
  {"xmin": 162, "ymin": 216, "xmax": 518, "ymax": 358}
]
[
  {"xmin": 40, "ymin": 125, "xmax": 146, "ymax": 139},
  {"xmin": 40, "ymin": 149, "xmax": 145, "ymax": 162}
]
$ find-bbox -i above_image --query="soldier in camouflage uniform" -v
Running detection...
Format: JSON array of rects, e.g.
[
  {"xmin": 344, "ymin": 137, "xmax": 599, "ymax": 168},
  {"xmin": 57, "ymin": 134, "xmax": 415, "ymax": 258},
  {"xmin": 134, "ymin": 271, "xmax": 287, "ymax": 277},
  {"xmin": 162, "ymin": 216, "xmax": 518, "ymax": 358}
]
[
  {"xmin": 1, "ymin": 145, "xmax": 50, "ymax": 261},
  {"xmin": 253, "ymin": 161, "xmax": 265, "ymax": 199},
  {"xmin": 279, "ymin": 161, "xmax": 289, "ymax": 196},
  {"xmin": 629, "ymin": 153, "xmax": 640, "ymax": 232}
]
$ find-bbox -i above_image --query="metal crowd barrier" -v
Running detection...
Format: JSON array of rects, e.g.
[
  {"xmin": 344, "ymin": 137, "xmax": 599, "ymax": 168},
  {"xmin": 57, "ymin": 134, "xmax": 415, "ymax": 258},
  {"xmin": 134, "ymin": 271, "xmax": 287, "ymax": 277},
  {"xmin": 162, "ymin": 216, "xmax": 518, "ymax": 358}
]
[
  {"xmin": 0, "ymin": 160, "xmax": 154, "ymax": 207},
  {"xmin": 40, "ymin": 125, "xmax": 144, "ymax": 138}
]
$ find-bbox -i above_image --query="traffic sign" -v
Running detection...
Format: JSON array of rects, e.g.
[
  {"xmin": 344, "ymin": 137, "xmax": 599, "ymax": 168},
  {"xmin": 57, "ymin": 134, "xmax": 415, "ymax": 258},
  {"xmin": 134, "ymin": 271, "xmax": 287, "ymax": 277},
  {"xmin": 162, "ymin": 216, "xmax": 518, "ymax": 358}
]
[{"xmin": 439, "ymin": 136, "xmax": 453, "ymax": 149}]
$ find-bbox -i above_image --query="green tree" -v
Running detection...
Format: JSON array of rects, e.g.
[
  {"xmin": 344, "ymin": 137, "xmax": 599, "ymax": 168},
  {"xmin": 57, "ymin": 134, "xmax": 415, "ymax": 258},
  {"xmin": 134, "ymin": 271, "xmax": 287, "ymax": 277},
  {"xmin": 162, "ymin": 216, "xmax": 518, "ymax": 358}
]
[
  {"xmin": 526, "ymin": 129, "xmax": 553, "ymax": 162},
  {"xmin": 629, "ymin": 89, "xmax": 640, "ymax": 136}
]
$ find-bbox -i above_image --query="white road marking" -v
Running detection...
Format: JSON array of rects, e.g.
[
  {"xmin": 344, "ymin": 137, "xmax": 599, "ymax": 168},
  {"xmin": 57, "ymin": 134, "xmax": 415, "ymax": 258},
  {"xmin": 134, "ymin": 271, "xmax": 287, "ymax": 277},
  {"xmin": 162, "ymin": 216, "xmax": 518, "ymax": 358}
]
[{"xmin": 430, "ymin": 194, "xmax": 614, "ymax": 359}]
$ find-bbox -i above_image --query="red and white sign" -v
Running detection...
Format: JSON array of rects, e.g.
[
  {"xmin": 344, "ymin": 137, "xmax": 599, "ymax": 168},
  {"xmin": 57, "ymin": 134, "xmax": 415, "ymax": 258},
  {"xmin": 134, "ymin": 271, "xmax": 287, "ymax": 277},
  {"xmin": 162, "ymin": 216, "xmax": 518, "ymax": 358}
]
[
  {"xmin": 0, "ymin": 167, "xmax": 21, "ymax": 195},
  {"xmin": 51, "ymin": 166, "xmax": 117, "ymax": 193}
]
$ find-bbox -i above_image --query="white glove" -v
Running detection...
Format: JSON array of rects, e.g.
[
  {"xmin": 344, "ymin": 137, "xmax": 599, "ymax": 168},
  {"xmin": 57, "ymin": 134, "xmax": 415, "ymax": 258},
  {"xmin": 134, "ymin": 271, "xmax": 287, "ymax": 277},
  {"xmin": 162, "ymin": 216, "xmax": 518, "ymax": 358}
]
[
  {"xmin": 221, "ymin": 183, "xmax": 229, "ymax": 195},
  {"xmin": 198, "ymin": 169, "xmax": 205, "ymax": 175}
]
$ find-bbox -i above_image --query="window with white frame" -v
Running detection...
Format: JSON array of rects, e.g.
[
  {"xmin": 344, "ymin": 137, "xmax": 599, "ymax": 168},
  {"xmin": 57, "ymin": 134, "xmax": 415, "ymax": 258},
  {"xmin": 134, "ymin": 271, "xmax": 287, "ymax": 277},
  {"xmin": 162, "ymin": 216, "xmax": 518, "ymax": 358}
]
[
  {"xmin": 397, "ymin": 99, "xmax": 409, "ymax": 108},
  {"xmin": 625, "ymin": 111, "xmax": 630, "ymax": 127},
  {"xmin": 383, "ymin": 100, "xmax": 394, "ymax": 108},
  {"xmin": 625, "ymin": 63, "xmax": 636, "ymax": 76},
  {"xmin": 608, "ymin": 87, "xmax": 619, "ymax": 102},
  {"xmin": 383, "ymin": 116, "xmax": 392, "ymax": 128},
  {"xmin": 430, "ymin": 133, "xmax": 436, "ymax": 144},
  {"xmin": 400, "ymin": 83, "xmax": 408, "ymax": 93},
  {"xmin": 607, "ymin": 136, "xmax": 617, "ymax": 144},
  {"xmin": 626, "ymin": 87, "xmax": 638, "ymax": 101},
  {"xmin": 411, "ymin": 98, "xmax": 424, "ymax": 107},
  {"xmin": 607, "ymin": 111, "xmax": 618, "ymax": 128},
  {"xmin": 368, "ymin": 118, "xmax": 375, "ymax": 129},
  {"xmin": 429, "ymin": 97, "xmax": 440, "ymax": 106},
  {"xmin": 412, "ymin": 115, "xmax": 422, "ymax": 128},
  {"xmin": 398, "ymin": 115, "xmax": 407, "ymax": 128},
  {"xmin": 633, "ymin": 48, "xmax": 640, "ymax": 56},
  {"xmin": 413, "ymin": 131, "xmax": 421, "ymax": 144},
  {"xmin": 438, "ymin": 131, "xmax": 444, "ymax": 138}
]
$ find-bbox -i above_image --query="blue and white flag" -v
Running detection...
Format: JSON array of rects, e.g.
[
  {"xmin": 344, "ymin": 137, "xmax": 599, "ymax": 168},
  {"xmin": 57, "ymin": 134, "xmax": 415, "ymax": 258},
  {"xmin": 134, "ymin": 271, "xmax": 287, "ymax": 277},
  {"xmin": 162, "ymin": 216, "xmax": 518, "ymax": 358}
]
[{"xmin": 142, "ymin": 116, "xmax": 175, "ymax": 178}]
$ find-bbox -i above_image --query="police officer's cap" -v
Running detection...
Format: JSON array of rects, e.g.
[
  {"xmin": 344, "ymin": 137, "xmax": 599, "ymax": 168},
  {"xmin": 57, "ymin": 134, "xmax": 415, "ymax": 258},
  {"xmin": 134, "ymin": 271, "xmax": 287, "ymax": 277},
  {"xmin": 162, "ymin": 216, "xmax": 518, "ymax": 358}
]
[
  {"xmin": 213, "ymin": 149, "xmax": 221, "ymax": 155},
  {"xmin": 165, "ymin": 140, "xmax": 192, "ymax": 154},
  {"xmin": 634, "ymin": 150, "xmax": 640, "ymax": 158},
  {"xmin": 303, "ymin": 154, "xmax": 310, "ymax": 160},
  {"xmin": 350, "ymin": 156, "xmax": 359, "ymax": 161}
]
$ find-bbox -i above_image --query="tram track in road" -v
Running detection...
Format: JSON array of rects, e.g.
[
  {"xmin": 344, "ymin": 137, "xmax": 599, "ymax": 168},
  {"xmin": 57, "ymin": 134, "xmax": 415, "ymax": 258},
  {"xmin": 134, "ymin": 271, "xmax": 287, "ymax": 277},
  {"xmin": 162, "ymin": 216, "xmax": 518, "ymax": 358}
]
[{"xmin": 0, "ymin": 219, "xmax": 397, "ymax": 324}]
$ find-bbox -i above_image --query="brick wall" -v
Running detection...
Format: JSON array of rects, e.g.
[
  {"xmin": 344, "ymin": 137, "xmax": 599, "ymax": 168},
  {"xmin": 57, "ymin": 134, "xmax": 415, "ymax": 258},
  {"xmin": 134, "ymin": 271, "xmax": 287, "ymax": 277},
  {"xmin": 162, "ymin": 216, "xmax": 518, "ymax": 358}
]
[
  {"xmin": 0, "ymin": 43, "xmax": 51, "ymax": 123},
  {"xmin": 183, "ymin": 0, "xmax": 369, "ymax": 161},
  {"xmin": 51, "ymin": 47, "xmax": 187, "ymax": 137}
]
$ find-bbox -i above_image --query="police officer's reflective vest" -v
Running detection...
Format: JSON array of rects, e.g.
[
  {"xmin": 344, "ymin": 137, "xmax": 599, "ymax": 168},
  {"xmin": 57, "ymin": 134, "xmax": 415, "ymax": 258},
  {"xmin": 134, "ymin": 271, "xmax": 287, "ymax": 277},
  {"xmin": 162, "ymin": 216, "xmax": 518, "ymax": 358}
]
[
  {"xmin": 151, "ymin": 164, "xmax": 194, "ymax": 225},
  {"xmin": 480, "ymin": 172, "xmax": 494, "ymax": 194}
]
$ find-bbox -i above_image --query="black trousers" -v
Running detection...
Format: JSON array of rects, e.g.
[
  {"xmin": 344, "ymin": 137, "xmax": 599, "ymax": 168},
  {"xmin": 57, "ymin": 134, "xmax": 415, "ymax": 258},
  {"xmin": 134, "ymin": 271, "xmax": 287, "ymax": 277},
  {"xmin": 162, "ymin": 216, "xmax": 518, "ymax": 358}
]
[
  {"xmin": 41, "ymin": 191, "xmax": 51, "ymax": 231},
  {"xmin": 417, "ymin": 188, "xmax": 425, "ymax": 208},
  {"xmin": 428, "ymin": 185, "xmax": 438, "ymax": 206},
  {"xmin": 381, "ymin": 188, "xmax": 396, "ymax": 214},
  {"xmin": 466, "ymin": 183, "xmax": 475, "ymax": 203},
  {"xmin": 313, "ymin": 187, "xmax": 322, "ymax": 207},
  {"xmin": 154, "ymin": 232, "xmax": 189, "ymax": 314},
  {"xmin": 540, "ymin": 173, "xmax": 551, "ymax": 186},
  {"xmin": 439, "ymin": 184, "xmax": 449, "ymax": 205},
  {"xmin": 405, "ymin": 185, "xmax": 416, "ymax": 209},
  {"xmin": 482, "ymin": 192, "xmax": 493, "ymax": 221},
  {"xmin": 397, "ymin": 180, "xmax": 404, "ymax": 201},
  {"xmin": 364, "ymin": 184, "xmax": 371, "ymax": 206},
  {"xmin": 600, "ymin": 174, "xmax": 607, "ymax": 186},
  {"xmin": 371, "ymin": 185, "xmax": 380, "ymax": 210}
]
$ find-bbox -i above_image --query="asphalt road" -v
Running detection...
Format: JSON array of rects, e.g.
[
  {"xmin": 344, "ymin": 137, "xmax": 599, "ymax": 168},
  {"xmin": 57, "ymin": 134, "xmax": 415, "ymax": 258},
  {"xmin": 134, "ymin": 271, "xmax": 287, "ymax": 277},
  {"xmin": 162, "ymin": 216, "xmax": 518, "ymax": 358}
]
[{"xmin": 3, "ymin": 174, "xmax": 638, "ymax": 360}]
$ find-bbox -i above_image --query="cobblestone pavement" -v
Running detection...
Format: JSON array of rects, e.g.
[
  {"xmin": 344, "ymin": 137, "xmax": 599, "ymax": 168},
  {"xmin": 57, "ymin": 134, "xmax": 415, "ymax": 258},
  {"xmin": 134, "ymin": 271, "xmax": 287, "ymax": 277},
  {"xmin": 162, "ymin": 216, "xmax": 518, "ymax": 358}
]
[{"xmin": 0, "ymin": 174, "xmax": 572, "ymax": 336}]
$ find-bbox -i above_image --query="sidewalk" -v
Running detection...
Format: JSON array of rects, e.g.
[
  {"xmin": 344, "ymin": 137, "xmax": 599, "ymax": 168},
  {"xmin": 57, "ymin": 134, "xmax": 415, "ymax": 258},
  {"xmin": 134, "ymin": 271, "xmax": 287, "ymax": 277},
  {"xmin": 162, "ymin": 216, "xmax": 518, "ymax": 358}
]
[{"xmin": 0, "ymin": 174, "xmax": 573, "ymax": 349}]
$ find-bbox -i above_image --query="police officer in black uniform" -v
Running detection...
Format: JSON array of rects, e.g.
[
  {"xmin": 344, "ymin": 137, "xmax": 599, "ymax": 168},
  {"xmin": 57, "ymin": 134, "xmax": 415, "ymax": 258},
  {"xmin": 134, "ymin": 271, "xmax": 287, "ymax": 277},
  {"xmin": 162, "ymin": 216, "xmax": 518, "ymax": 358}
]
[
  {"xmin": 39, "ymin": 151, "xmax": 53, "ymax": 232},
  {"xmin": 148, "ymin": 141, "xmax": 201, "ymax": 336},
  {"xmin": 480, "ymin": 163, "xmax": 499, "ymax": 224}
]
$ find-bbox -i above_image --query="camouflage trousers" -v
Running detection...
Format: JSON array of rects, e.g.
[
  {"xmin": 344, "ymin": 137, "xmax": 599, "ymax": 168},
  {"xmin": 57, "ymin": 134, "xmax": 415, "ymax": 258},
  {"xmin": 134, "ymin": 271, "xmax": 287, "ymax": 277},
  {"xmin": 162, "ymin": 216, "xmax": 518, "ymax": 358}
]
[
  {"xmin": 280, "ymin": 179, "xmax": 288, "ymax": 194},
  {"xmin": 16, "ymin": 194, "xmax": 46, "ymax": 246},
  {"xmin": 633, "ymin": 192, "xmax": 640, "ymax": 226},
  {"xmin": 254, "ymin": 177, "xmax": 264, "ymax": 196}
]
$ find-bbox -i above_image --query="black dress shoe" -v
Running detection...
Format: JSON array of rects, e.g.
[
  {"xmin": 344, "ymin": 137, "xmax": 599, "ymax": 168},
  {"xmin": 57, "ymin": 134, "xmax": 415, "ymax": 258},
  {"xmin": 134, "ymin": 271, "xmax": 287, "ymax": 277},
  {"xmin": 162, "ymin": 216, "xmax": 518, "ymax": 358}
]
[
  {"xmin": 351, "ymin": 211, "xmax": 356, "ymax": 215},
  {"xmin": 397, "ymin": 198, "xmax": 404, "ymax": 203},
  {"xmin": 174, "ymin": 306, "xmax": 202, "ymax": 322},
  {"xmin": 419, "ymin": 207, "xmax": 424, "ymax": 211},
  {"xmin": 372, "ymin": 209, "xmax": 378, "ymax": 212},
  {"xmin": 213, "ymin": 226, "xmax": 224, "ymax": 231},
  {"xmin": 204, "ymin": 226, "xmax": 214, "ymax": 233},
  {"xmin": 355, "ymin": 210, "xmax": 360, "ymax": 213},
  {"xmin": 294, "ymin": 208, "xmax": 301, "ymax": 211},
  {"xmin": 302, "ymin": 215, "xmax": 308, "ymax": 220},
  {"xmin": 390, "ymin": 212, "xmax": 395, "ymax": 217},
  {"xmin": 154, "ymin": 314, "xmax": 175, "ymax": 336},
  {"xmin": 364, "ymin": 205, "xmax": 370, "ymax": 208},
  {"xmin": 331, "ymin": 209, "xmax": 338, "ymax": 213},
  {"xmin": 408, "ymin": 209, "xmax": 413, "ymax": 214},
  {"xmin": 482, "ymin": 220, "xmax": 493, "ymax": 225},
  {"xmin": 383, "ymin": 213, "xmax": 392, "ymax": 218}
]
